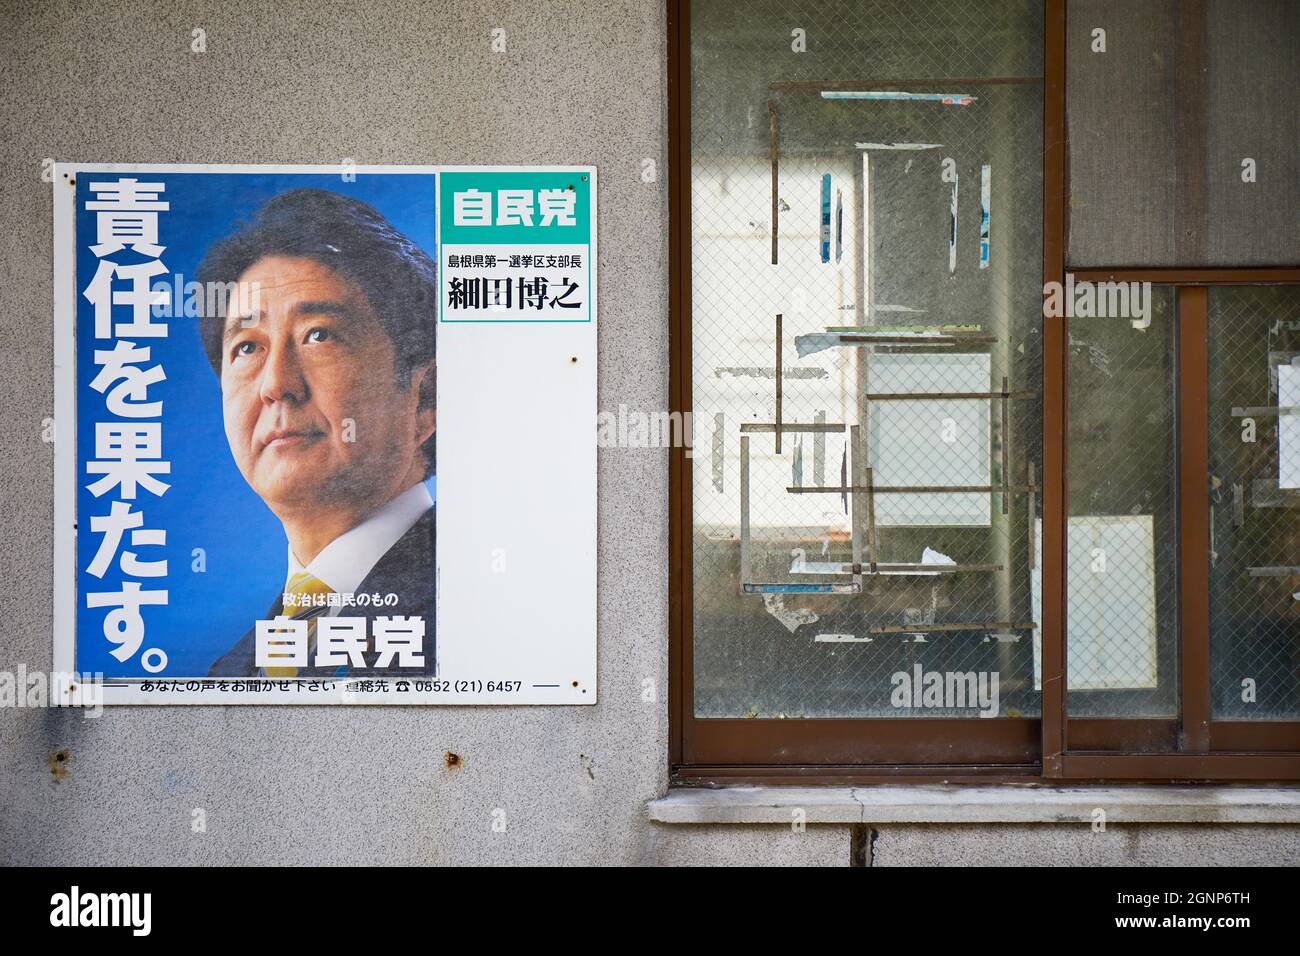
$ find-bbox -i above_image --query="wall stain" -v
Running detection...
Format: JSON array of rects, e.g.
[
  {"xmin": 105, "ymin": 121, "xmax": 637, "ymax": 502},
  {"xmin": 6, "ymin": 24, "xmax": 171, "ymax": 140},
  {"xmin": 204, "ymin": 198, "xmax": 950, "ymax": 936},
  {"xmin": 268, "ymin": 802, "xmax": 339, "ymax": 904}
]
[{"xmin": 48, "ymin": 748, "xmax": 70, "ymax": 781}]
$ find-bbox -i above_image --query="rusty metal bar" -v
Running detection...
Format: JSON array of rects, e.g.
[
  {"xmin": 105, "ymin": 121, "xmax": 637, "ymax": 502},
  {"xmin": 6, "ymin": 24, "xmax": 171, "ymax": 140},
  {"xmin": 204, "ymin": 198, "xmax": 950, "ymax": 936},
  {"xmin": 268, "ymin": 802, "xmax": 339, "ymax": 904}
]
[
  {"xmin": 788, "ymin": 484, "xmax": 1036, "ymax": 494},
  {"xmin": 867, "ymin": 621, "xmax": 1038, "ymax": 635},
  {"xmin": 739, "ymin": 435, "xmax": 751, "ymax": 585},
  {"xmin": 850, "ymin": 425, "xmax": 863, "ymax": 592},
  {"xmin": 865, "ymin": 390, "xmax": 1037, "ymax": 401},
  {"xmin": 838, "ymin": 334, "xmax": 998, "ymax": 345},
  {"xmin": 1027, "ymin": 460, "xmax": 1037, "ymax": 572},
  {"xmin": 775, "ymin": 313, "xmax": 782, "ymax": 453},
  {"xmin": 1230, "ymin": 405, "xmax": 1300, "ymax": 417},
  {"xmin": 840, "ymin": 563, "xmax": 1004, "ymax": 574},
  {"xmin": 742, "ymin": 423, "xmax": 844, "ymax": 434},
  {"xmin": 864, "ymin": 465, "xmax": 877, "ymax": 573},
  {"xmin": 1001, "ymin": 376, "xmax": 1010, "ymax": 516},
  {"xmin": 769, "ymin": 101, "xmax": 778, "ymax": 265},
  {"xmin": 769, "ymin": 78, "xmax": 1044, "ymax": 92}
]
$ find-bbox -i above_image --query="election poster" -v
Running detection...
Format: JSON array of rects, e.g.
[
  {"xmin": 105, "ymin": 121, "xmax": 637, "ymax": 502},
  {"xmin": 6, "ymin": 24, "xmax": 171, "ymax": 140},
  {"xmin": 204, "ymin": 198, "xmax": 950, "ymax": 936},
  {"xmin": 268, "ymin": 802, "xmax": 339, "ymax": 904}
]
[{"xmin": 53, "ymin": 164, "xmax": 597, "ymax": 704}]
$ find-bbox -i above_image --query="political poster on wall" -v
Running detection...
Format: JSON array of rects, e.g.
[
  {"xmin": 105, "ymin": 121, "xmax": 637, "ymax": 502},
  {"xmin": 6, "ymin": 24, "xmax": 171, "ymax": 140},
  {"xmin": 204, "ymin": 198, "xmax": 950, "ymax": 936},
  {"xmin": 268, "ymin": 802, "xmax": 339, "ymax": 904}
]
[{"xmin": 52, "ymin": 164, "xmax": 597, "ymax": 704}]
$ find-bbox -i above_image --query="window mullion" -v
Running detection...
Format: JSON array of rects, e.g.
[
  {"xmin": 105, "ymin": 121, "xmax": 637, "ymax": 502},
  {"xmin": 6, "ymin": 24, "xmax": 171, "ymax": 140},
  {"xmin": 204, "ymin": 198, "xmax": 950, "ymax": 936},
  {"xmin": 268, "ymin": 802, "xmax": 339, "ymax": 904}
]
[{"xmin": 1177, "ymin": 286, "xmax": 1212, "ymax": 752}]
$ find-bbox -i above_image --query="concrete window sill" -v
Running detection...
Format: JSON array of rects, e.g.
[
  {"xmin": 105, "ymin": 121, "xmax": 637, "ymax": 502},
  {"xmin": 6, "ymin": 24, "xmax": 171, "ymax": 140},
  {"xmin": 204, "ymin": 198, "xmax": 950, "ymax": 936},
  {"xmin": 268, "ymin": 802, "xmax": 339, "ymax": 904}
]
[{"xmin": 647, "ymin": 785, "xmax": 1300, "ymax": 825}]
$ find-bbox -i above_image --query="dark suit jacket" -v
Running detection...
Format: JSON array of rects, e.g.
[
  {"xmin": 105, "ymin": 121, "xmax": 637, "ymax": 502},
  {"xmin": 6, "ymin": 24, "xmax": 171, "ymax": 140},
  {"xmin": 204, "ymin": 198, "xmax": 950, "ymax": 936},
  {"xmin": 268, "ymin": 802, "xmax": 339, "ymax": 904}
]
[{"xmin": 208, "ymin": 507, "xmax": 436, "ymax": 677}]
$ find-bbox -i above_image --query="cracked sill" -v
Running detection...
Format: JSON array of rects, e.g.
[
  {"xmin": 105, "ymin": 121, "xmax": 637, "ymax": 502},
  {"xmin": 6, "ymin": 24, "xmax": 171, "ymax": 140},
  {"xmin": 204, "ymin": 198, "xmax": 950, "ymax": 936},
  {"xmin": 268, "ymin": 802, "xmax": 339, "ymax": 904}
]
[{"xmin": 646, "ymin": 784, "xmax": 1300, "ymax": 825}]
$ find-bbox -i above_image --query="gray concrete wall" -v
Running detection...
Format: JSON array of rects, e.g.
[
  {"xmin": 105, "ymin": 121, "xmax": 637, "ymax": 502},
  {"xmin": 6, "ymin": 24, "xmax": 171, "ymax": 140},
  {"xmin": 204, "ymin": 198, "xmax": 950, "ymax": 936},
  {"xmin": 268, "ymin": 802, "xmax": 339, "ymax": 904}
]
[{"xmin": 0, "ymin": 0, "xmax": 1293, "ymax": 867}]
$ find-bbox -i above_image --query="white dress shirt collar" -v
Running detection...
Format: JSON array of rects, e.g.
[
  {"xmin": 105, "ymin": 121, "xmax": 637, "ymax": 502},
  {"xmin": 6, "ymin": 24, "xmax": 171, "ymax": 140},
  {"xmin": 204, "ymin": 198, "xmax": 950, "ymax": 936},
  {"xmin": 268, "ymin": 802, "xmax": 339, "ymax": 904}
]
[{"xmin": 285, "ymin": 481, "xmax": 433, "ymax": 597}]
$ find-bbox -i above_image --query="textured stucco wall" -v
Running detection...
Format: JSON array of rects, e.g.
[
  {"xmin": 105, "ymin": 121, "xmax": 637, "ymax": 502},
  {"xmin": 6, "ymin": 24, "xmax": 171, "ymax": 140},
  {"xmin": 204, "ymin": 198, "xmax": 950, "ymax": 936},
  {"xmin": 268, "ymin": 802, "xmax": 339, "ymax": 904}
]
[{"xmin": 0, "ymin": 0, "xmax": 1294, "ymax": 868}]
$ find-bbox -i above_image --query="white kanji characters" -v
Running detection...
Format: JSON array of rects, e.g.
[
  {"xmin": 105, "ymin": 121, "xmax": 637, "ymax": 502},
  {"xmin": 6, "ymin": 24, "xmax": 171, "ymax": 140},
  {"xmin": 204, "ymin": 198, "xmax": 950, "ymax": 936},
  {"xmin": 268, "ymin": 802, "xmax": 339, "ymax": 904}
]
[
  {"xmin": 255, "ymin": 616, "xmax": 309, "ymax": 669},
  {"xmin": 83, "ymin": 260, "xmax": 120, "ymax": 339},
  {"xmin": 113, "ymin": 260, "xmax": 170, "ymax": 337},
  {"xmin": 82, "ymin": 259, "xmax": 169, "ymax": 339},
  {"xmin": 86, "ymin": 422, "xmax": 171, "ymax": 499},
  {"xmin": 453, "ymin": 188, "xmax": 492, "ymax": 226},
  {"xmin": 373, "ymin": 616, "xmax": 426, "ymax": 668},
  {"xmin": 86, "ymin": 581, "xmax": 169, "ymax": 662},
  {"xmin": 89, "ymin": 341, "xmax": 165, "ymax": 418},
  {"xmin": 453, "ymin": 185, "xmax": 575, "ymax": 228},
  {"xmin": 87, "ymin": 177, "xmax": 170, "ymax": 260},
  {"xmin": 85, "ymin": 178, "xmax": 170, "ymax": 215},
  {"xmin": 91, "ymin": 209, "xmax": 166, "ymax": 258},
  {"xmin": 314, "ymin": 617, "xmax": 368, "ymax": 668},
  {"xmin": 80, "ymin": 178, "xmax": 173, "ymax": 667},
  {"xmin": 495, "ymin": 188, "xmax": 535, "ymax": 226},
  {"xmin": 85, "ymin": 179, "xmax": 169, "ymax": 257},
  {"xmin": 538, "ymin": 188, "xmax": 577, "ymax": 226},
  {"xmin": 86, "ymin": 500, "xmax": 167, "ymax": 578}
]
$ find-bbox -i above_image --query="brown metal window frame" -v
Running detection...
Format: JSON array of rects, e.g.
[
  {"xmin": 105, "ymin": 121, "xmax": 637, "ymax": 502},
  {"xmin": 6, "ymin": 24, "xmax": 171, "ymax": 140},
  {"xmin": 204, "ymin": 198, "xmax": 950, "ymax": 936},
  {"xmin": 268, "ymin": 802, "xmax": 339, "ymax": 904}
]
[{"xmin": 668, "ymin": 0, "xmax": 1300, "ymax": 785}]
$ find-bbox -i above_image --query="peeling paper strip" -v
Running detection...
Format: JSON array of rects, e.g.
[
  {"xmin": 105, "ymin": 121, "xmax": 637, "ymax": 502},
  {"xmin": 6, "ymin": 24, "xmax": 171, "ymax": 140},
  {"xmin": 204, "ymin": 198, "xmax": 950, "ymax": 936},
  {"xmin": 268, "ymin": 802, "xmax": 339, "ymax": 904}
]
[
  {"xmin": 711, "ymin": 412, "xmax": 724, "ymax": 493},
  {"xmin": 949, "ymin": 175, "xmax": 959, "ymax": 274},
  {"xmin": 861, "ymin": 150, "xmax": 870, "ymax": 322},
  {"xmin": 856, "ymin": 142, "xmax": 943, "ymax": 150},
  {"xmin": 979, "ymin": 164, "xmax": 990, "ymax": 269},
  {"xmin": 840, "ymin": 444, "xmax": 848, "ymax": 515},
  {"xmin": 762, "ymin": 594, "xmax": 818, "ymax": 633},
  {"xmin": 1279, "ymin": 364, "xmax": 1300, "ymax": 489},
  {"xmin": 790, "ymin": 560, "xmax": 845, "ymax": 575},
  {"xmin": 813, "ymin": 410, "xmax": 825, "ymax": 486},
  {"xmin": 835, "ymin": 188, "xmax": 843, "ymax": 263},
  {"xmin": 796, "ymin": 332, "xmax": 843, "ymax": 358},
  {"xmin": 820, "ymin": 173, "xmax": 831, "ymax": 263},
  {"xmin": 714, "ymin": 366, "xmax": 828, "ymax": 379},
  {"xmin": 823, "ymin": 91, "xmax": 975, "ymax": 105},
  {"xmin": 879, "ymin": 546, "xmax": 956, "ymax": 576},
  {"xmin": 825, "ymin": 324, "xmax": 979, "ymax": 333},
  {"xmin": 814, "ymin": 633, "xmax": 872, "ymax": 643},
  {"xmin": 746, "ymin": 583, "xmax": 857, "ymax": 594},
  {"xmin": 796, "ymin": 329, "xmax": 970, "ymax": 356}
]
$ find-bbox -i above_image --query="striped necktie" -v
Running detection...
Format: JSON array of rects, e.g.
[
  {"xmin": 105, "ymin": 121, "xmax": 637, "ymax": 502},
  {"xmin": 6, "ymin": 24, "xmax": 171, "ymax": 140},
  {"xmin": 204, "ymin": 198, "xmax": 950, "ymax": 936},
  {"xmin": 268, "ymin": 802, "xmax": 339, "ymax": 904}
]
[{"xmin": 262, "ymin": 572, "xmax": 334, "ymax": 677}]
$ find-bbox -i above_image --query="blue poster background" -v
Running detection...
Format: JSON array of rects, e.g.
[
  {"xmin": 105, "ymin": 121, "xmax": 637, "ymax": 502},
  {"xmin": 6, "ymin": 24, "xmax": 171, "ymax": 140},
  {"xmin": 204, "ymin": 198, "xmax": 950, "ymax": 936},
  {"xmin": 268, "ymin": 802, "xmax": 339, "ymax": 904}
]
[{"xmin": 73, "ymin": 170, "xmax": 438, "ymax": 678}]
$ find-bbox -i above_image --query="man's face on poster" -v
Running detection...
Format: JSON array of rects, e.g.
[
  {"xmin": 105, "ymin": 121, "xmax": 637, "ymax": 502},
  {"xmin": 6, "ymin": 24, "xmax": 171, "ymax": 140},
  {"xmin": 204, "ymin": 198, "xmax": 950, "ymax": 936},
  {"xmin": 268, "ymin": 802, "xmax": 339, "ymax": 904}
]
[{"xmin": 219, "ymin": 255, "xmax": 434, "ymax": 517}]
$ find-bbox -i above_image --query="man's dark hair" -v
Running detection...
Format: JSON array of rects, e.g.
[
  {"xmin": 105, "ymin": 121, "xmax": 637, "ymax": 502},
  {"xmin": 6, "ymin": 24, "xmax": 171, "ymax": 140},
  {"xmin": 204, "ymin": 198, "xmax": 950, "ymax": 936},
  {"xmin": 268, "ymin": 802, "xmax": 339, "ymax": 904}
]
[{"xmin": 196, "ymin": 187, "xmax": 437, "ymax": 475}]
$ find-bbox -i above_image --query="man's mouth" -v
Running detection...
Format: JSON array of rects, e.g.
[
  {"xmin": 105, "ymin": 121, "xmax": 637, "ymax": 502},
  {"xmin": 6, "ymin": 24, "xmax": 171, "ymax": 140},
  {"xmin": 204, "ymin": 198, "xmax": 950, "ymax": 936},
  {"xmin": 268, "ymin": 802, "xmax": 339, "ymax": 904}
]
[{"xmin": 262, "ymin": 427, "xmax": 325, "ymax": 448}]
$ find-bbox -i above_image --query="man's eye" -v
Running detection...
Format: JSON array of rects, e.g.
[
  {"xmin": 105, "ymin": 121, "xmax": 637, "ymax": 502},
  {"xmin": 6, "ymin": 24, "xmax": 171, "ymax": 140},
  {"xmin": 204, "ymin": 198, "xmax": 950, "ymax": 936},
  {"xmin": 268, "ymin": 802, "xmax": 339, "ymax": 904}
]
[
  {"xmin": 232, "ymin": 341, "xmax": 258, "ymax": 358},
  {"xmin": 305, "ymin": 328, "xmax": 331, "ymax": 343}
]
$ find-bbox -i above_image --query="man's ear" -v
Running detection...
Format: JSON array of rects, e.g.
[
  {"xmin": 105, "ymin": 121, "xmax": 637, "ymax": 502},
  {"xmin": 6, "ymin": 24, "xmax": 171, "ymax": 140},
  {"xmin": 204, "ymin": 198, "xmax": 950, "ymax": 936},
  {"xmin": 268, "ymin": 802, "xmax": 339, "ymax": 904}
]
[{"xmin": 412, "ymin": 359, "xmax": 436, "ymax": 446}]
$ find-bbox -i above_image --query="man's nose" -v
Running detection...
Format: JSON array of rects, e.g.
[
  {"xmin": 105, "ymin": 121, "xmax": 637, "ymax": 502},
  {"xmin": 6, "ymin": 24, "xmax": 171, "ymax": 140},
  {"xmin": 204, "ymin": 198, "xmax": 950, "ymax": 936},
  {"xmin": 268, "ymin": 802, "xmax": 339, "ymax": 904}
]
[{"xmin": 258, "ymin": 340, "xmax": 308, "ymax": 404}]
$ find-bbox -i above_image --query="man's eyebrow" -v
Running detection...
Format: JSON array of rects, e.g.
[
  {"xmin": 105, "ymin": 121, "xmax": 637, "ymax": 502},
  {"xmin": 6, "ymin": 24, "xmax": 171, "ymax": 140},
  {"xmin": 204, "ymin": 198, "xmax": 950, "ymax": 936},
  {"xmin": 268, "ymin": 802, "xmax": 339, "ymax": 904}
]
[
  {"xmin": 220, "ymin": 300, "xmax": 357, "ymax": 343},
  {"xmin": 293, "ymin": 300, "xmax": 354, "ymax": 320},
  {"xmin": 221, "ymin": 310, "xmax": 261, "ymax": 342}
]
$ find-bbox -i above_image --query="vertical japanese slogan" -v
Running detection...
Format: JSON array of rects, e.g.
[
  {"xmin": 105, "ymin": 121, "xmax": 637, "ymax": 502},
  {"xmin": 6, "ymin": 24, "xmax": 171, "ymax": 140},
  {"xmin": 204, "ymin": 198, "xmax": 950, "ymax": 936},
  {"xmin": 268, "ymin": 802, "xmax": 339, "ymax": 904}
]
[
  {"xmin": 77, "ymin": 177, "xmax": 174, "ymax": 679},
  {"xmin": 54, "ymin": 164, "xmax": 597, "ymax": 705}
]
